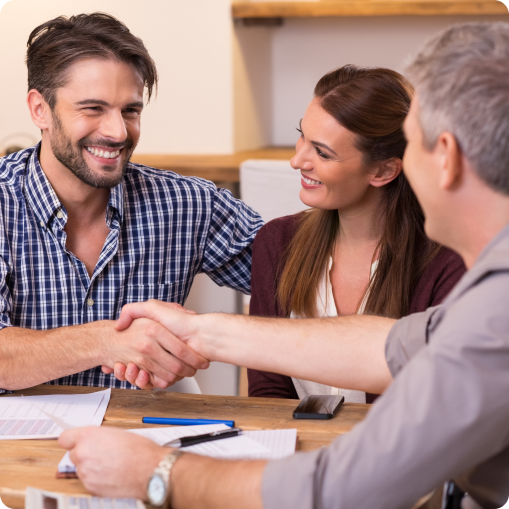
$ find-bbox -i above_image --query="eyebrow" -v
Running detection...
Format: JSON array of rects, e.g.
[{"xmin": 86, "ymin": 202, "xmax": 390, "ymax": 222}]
[
  {"xmin": 75, "ymin": 99, "xmax": 144, "ymax": 109},
  {"xmin": 299, "ymin": 119, "xmax": 338, "ymax": 156}
]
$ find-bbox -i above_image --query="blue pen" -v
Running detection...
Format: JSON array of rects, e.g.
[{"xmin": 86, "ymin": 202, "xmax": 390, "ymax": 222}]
[{"xmin": 142, "ymin": 417, "xmax": 235, "ymax": 427}]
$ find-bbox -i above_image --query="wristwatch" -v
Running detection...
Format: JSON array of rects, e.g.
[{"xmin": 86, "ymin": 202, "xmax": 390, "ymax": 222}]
[{"xmin": 147, "ymin": 450, "xmax": 185, "ymax": 508}]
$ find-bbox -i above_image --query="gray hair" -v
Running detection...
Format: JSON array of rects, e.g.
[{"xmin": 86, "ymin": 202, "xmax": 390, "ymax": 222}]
[{"xmin": 405, "ymin": 22, "xmax": 509, "ymax": 194}]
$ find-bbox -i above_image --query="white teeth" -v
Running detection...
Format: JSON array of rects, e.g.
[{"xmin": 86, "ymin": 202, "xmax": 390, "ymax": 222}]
[
  {"xmin": 86, "ymin": 147, "xmax": 120, "ymax": 158},
  {"xmin": 302, "ymin": 176, "xmax": 323, "ymax": 185}
]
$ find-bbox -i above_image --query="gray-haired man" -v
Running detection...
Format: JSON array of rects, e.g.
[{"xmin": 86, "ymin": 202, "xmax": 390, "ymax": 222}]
[{"xmin": 60, "ymin": 22, "xmax": 509, "ymax": 509}]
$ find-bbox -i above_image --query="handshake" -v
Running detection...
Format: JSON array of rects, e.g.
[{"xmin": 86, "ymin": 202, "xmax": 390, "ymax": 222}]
[{"xmin": 101, "ymin": 300, "xmax": 214, "ymax": 390}]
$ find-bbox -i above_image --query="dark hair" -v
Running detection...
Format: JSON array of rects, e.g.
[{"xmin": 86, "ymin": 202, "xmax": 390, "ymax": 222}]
[
  {"xmin": 277, "ymin": 65, "xmax": 440, "ymax": 319},
  {"xmin": 26, "ymin": 12, "xmax": 158, "ymax": 108}
]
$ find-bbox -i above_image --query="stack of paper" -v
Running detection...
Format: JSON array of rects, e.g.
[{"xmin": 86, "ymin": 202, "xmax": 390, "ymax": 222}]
[
  {"xmin": 58, "ymin": 424, "xmax": 297, "ymax": 474},
  {"xmin": 25, "ymin": 486, "xmax": 145, "ymax": 509},
  {"xmin": 0, "ymin": 389, "xmax": 111, "ymax": 440}
]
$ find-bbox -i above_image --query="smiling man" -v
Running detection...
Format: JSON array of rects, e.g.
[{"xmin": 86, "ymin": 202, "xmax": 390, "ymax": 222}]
[{"xmin": 0, "ymin": 13, "xmax": 263, "ymax": 393}]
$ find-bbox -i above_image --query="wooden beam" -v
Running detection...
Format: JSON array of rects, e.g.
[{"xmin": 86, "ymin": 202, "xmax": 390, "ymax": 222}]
[{"xmin": 232, "ymin": 0, "xmax": 508, "ymax": 18}]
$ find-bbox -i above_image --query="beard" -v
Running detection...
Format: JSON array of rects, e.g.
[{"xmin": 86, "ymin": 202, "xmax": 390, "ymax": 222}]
[{"xmin": 49, "ymin": 111, "xmax": 135, "ymax": 189}]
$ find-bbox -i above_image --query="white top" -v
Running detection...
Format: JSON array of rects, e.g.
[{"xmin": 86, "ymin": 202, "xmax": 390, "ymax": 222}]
[{"xmin": 291, "ymin": 259, "xmax": 378, "ymax": 403}]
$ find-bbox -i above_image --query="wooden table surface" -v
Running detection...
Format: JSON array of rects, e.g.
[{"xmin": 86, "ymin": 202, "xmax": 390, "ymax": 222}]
[{"xmin": 0, "ymin": 385, "xmax": 369, "ymax": 508}]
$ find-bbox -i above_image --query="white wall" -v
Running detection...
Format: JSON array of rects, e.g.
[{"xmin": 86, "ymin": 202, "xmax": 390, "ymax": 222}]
[
  {"xmin": 270, "ymin": 15, "xmax": 509, "ymax": 146},
  {"xmin": 0, "ymin": 0, "xmax": 235, "ymax": 154}
]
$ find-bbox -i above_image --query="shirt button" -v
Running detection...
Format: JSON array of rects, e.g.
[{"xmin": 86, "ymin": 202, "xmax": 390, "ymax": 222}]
[
  {"xmin": 40, "ymin": 221, "xmax": 45, "ymax": 227},
  {"xmin": 87, "ymin": 299, "xmax": 94, "ymax": 307},
  {"xmin": 57, "ymin": 211, "xmax": 64, "ymax": 219}
]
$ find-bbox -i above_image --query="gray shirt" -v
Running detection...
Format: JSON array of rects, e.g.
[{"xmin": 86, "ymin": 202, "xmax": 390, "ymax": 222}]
[{"xmin": 262, "ymin": 223, "xmax": 509, "ymax": 509}]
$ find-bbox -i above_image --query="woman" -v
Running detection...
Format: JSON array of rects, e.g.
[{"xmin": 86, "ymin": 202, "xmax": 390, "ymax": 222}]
[{"xmin": 248, "ymin": 65, "xmax": 465, "ymax": 403}]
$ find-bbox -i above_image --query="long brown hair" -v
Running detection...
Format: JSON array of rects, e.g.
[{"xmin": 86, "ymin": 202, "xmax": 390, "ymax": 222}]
[{"xmin": 277, "ymin": 65, "xmax": 440, "ymax": 319}]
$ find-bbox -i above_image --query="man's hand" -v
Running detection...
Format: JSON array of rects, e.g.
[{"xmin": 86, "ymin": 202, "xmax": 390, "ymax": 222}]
[
  {"xmin": 103, "ymin": 315, "xmax": 209, "ymax": 390},
  {"xmin": 59, "ymin": 427, "xmax": 168, "ymax": 499},
  {"xmin": 102, "ymin": 302, "xmax": 202, "ymax": 389}
]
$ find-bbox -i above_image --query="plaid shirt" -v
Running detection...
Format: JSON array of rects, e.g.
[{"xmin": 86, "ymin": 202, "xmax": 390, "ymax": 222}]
[{"xmin": 0, "ymin": 146, "xmax": 263, "ymax": 392}]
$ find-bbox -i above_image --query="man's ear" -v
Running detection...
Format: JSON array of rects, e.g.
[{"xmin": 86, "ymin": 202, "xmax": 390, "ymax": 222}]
[
  {"xmin": 369, "ymin": 157, "xmax": 403, "ymax": 188},
  {"xmin": 434, "ymin": 132, "xmax": 462, "ymax": 191},
  {"xmin": 26, "ymin": 89, "xmax": 51, "ymax": 131}
]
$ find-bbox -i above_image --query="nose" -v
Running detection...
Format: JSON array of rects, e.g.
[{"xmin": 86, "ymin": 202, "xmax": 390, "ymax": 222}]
[
  {"xmin": 100, "ymin": 109, "xmax": 127, "ymax": 143},
  {"xmin": 290, "ymin": 139, "xmax": 313, "ymax": 172}
]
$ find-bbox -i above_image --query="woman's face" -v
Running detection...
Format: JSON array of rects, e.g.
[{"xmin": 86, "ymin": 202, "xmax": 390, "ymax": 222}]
[{"xmin": 291, "ymin": 98, "xmax": 379, "ymax": 212}]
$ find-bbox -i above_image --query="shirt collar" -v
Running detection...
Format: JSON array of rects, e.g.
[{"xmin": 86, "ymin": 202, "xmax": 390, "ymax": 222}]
[
  {"xmin": 24, "ymin": 143, "xmax": 124, "ymax": 228},
  {"xmin": 24, "ymin": 144, "xmax": 62, "ymax": 227}
]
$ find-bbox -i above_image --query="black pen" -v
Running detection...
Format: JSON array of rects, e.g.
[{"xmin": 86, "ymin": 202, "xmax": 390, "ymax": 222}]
[{"xmin": 164, "ymin": 428, "xmax": 243, "ymax": 448}]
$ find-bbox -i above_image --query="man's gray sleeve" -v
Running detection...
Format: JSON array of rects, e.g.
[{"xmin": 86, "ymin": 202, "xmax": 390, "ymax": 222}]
[
  {"xmin": 263, "ymin": 272, "xmax": 509, "ymax": 509},
  {"xmin": 385, "ymin": 306, "xmax": 440, "ymax": 377}
]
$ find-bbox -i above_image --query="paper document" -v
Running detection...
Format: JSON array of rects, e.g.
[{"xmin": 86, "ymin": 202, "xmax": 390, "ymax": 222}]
[
  {"xmin": 25, "ymin": 487, "xmax": 145, "ymax": 509},
  {"xmin": 0, "ymin": 389, "xmax": 110, "ymax": 440},
  {"xmin": 58, "ymin": 424, "xmax": 297, "ymax": 474}
]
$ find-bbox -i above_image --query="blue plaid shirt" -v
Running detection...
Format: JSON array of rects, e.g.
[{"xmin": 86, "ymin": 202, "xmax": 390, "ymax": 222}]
[{"xmin": 0, "ymin": 146, "xmax": 263, "ymax": 392}]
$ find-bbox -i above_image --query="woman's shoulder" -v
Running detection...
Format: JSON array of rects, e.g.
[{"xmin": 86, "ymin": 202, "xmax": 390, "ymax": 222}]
[
  {"xmin": 409, "ymin": 245, "xmax": 466, "ymax": 313},
  {"xmin": 426, "ymin": 246, "xmax": 466, "ymax": 276},
  {"xmin": 253, "ymin": 212, "xmax": 304, "ymax": 252}
]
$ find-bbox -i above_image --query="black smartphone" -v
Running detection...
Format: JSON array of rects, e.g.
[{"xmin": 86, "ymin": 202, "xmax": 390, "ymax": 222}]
[{"xmin": 293, "ymin": 395, "xmax": 345, "ymax": 420}]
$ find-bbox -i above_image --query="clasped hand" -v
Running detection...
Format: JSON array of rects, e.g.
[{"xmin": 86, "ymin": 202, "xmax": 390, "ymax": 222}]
[{"xmin": 102, "ymin": 302, "xmax": 208, "ymax": 390}]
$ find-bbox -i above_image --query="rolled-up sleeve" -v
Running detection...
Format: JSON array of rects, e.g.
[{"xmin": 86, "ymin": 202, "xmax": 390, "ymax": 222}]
[
  {"xmin": 262, "ymin": 273, "xmax": 509, "ymax": 509},
  {"xmin": 0, "ymin": 255, "xmax": 13, "ymax": 393},
  {"xmin": 201, "ymin": 187, "xmax": 263, "ymax": 295},
  {"xmin": 385, "ymin": 306, "xmax": 440, "ymax": 377}
]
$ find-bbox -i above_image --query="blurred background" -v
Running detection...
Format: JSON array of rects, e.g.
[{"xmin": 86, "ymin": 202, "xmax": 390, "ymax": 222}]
[{"xmin": 0, "ymin": 0, "xmax": 507, "ymax": 396}]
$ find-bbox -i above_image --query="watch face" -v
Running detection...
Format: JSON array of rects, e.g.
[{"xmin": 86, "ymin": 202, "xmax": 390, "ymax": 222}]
[{"xmin": 148, "ymin": 474, "xmax": 166, "ymax": 506}]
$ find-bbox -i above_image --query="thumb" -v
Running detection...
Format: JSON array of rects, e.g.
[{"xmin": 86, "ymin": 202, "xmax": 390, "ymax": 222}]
[
  {"xmin": 115, "ymin": 300, "xmax": 195, "ymax": 331},
  {"xmin": 58, "ymin": 427, "xmax": 90, "ymax": 450}
]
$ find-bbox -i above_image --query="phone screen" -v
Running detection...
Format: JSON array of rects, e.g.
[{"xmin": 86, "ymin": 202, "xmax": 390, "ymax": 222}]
[{"xmin": 293, "ymin": 395, "xmax": 345, "ymax": 420}]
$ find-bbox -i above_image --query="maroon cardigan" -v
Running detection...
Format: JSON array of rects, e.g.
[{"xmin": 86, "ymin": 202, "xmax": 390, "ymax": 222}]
[{"xmin": 248, "ymin": 213, "xmax": 467, "ymax": 402}]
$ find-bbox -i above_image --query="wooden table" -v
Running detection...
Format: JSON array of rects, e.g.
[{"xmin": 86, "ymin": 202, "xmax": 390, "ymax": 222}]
[{"xmin": 0, "ymin": 385, "xmax": 369, "ymax": 508}]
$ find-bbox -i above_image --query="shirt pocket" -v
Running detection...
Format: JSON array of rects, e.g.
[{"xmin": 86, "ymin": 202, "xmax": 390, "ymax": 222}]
[{"xmin": 117, "ymin": 282, "xmax": 187, "ymax": 309}]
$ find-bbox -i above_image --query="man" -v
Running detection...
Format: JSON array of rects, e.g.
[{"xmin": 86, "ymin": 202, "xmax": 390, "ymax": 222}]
[
  {"xmin": 0, "ymin": 13, "xmax": 262, "ymax": 393},
  {"xmin": 61, "ymin": 22, "xmax": 509, "ymax": 509}
]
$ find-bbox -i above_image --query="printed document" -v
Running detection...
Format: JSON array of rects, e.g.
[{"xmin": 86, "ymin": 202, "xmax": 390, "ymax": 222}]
[
  {"xmin": 25, "ymin": 487, "xmax": 145, "ymax": 509},
  {"xmin": 58, "ymin": 423, "xmax": 297, "ymax": 474},
  {"xmin": 0, "ymin": 389, "xmax": 110, "ymax": 439}
]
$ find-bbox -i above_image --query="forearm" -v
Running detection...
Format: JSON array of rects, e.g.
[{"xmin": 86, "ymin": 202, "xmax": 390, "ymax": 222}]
[
  {"xmin": 0, "ymin": 322, "xmax": 111, "ymax": 390},
  {"xmin": 171, "ymin": 454, "xmax": 265, "ymax": 509},
  {"xmin": 194, "ymin": 314, "xmax": 395, "ymax": 394}
]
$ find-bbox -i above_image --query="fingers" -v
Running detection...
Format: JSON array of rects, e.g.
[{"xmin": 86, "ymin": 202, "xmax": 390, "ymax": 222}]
[
  {"xmin": 114, "ymin": 362, "xmax": 127, "ymax": 381},
  {"xmin": 116, "ymin": 300, "xmax": 191, "ymax": 332},
  {"xmin": 101, "ymin": 366, "xmax": 114, "ymax": 375},
  {"xmin": 58, "ymin": 427, "xmax": 92, "ymax": 450},
  {"xmin": 150, "ymin": 321, "xmax": 209, "ymax": 371}
]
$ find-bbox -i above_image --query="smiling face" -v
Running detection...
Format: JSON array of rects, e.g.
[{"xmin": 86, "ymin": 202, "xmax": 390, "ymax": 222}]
[
  {"xmin": 45, "ymin": 58, "xmax": 144, "ymax": 188},
  {"xmin": 291, "ymin": 98, "xmax": 382, "ymax": 212}
]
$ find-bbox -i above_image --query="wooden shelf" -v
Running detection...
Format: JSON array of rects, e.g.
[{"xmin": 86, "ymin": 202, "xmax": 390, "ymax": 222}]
[
  {"xmin": 232, "ymin": 0, "xmax": 508, "ymax": 18},
  {"xmin": 131, "ymin": 146, "xmax": 295, "ymax": 183}
]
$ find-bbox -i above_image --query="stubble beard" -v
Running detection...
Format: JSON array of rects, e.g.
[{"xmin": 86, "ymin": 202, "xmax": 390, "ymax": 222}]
[{"xmin": 49, "ymin": 111, "xmax": 135, "ymax": 189}]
